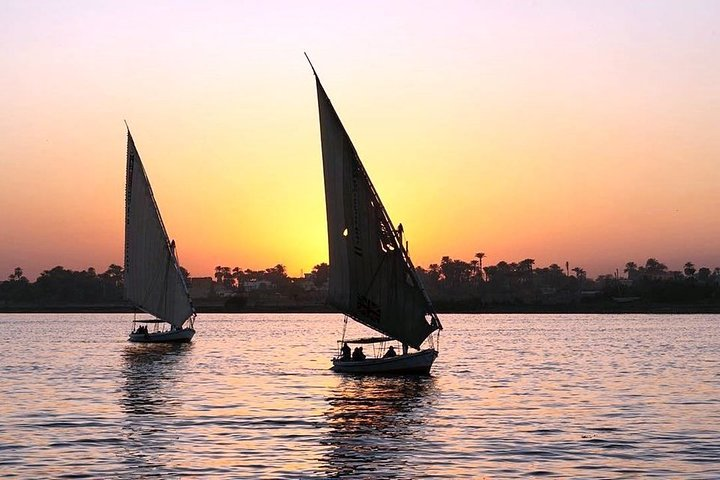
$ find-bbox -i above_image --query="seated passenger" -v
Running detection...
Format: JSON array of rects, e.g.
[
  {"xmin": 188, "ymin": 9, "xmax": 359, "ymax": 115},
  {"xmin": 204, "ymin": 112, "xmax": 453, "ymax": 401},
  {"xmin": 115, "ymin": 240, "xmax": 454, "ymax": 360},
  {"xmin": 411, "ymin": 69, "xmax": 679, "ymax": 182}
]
[
  {"xmin": 352, "ymin": 346, "xmax": 366, "ymax": 361},
  {"xmin": 341, "ymin": 342, "xmax": 351, "ymax": 361},
  {"xmin": 383, "ymin": 345, "xmax": 397, "ymax": 358}
]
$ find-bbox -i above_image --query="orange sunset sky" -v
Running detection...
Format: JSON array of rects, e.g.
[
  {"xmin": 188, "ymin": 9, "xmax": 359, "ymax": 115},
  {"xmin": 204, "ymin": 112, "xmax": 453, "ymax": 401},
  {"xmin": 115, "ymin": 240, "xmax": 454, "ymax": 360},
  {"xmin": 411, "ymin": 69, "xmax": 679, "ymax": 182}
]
[{"xmin": 1, "ymin": 1, "xmax": 719, "ymax": 281}]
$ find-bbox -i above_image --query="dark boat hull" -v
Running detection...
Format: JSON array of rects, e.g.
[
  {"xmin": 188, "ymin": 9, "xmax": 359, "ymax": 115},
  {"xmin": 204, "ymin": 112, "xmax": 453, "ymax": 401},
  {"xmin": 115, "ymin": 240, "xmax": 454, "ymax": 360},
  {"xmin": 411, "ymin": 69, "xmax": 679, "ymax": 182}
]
[
  {"xmin": 128, "ymin": 328, "xmax": 195, "ymax": 343},
  {"xmin": 331, "ymin": 348, "xmax": 438, "ymax": 375}
]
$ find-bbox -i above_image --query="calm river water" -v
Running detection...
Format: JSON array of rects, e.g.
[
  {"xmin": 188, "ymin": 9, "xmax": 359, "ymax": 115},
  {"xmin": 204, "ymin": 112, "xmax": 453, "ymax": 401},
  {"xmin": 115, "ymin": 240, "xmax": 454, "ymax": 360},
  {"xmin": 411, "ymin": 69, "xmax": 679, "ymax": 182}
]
[{"xmin": 0, "ymin": 313, "xmax": 718, "ymax": 478}]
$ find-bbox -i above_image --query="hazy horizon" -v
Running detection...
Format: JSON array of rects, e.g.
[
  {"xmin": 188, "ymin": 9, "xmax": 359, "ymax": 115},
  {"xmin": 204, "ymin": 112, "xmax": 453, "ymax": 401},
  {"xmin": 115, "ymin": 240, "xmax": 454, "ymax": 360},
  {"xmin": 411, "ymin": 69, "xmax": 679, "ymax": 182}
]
[{"xmin": 2, "ymin": 1, "xmax": 719, "ymax": 281}]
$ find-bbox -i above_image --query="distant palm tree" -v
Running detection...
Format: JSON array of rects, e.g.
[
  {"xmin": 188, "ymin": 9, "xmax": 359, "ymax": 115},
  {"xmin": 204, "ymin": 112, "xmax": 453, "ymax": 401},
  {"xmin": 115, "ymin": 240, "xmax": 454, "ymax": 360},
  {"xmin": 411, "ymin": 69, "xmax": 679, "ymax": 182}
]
[
  {"xmin": 572, "ymin": 267, "xmax": 586, "ymax": 281},
  {"xmin": 475, "ymin": 252, "xmax": 485, "ymax": 281},
  {"xmin": 232, "ymin": 267, "xmax": 244, "ymax": 289},
  {"xmin": 518, "ymin": 258, "xmax": 535, "ymax": 273},
  {"xmin": 427, "ymin": 263, "xmax": 441, "ymax": 285}
]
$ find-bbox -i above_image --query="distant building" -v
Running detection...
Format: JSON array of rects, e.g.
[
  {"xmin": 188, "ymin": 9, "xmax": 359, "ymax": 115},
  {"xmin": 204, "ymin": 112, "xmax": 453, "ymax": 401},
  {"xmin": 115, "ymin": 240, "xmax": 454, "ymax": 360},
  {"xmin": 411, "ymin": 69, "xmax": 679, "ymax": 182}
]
[
  {"xmin": 293, "ymin": 273, "xmax": 323, "ymax": 292},
  {"xmin": 242, "ymin": 279, "xmax": 275, "ymax": 291},
  {"xmin": 189, "ymin": 277, "xmax": 213, "ymax": 299},
  {"xmin": 213, "ymin": 283, "xmax": 235, "ymax": 297}
]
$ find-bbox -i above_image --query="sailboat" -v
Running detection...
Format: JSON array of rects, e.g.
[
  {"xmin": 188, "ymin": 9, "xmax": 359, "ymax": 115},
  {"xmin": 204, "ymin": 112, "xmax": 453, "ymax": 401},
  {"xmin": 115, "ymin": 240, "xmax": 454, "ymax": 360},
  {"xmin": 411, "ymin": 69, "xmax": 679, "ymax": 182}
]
[
  {"xmin": 307, "ymin": 55, "xmax": 443, "ymax": 374},
  {"xmin": 124, "ymin": 126, "xmax": 196, "ymax": 343}
]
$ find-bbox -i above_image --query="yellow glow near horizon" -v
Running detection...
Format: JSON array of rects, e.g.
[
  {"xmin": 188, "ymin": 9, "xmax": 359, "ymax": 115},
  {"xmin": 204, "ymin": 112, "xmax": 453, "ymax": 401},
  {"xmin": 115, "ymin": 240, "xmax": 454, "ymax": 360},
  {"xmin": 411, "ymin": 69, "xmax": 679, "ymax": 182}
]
[{"xmin": 2, "ymin": 1, "xmax": 720, "ymax": 280}]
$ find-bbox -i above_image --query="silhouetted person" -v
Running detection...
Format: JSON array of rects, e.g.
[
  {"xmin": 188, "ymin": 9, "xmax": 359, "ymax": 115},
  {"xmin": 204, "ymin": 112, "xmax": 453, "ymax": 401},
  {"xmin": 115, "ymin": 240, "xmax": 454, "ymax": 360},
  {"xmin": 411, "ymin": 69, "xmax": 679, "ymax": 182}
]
[
  {"xmin": 341, "ymin": 342, "xmax": 351, "ymax": 361},
  {"xmin": 402, "ymin": 343, "xmax": 408, "ymax": 355},
  {"xmin": 352, "ymin": 346, "xmax": 366, "ymax": 361},
  {"xmin": 383, "ymin": 345, "xmax": 397, "ymax": 358}
]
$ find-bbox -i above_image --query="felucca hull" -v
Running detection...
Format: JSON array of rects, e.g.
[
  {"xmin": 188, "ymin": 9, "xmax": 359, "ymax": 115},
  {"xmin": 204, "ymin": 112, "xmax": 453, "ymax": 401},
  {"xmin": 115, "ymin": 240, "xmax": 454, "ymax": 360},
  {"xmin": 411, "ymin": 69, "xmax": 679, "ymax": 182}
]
[
  {"xmin": 128, "ymin": 328, "xmax": 195, "ymax": 343},
  {"xmin": 331, "ymin": 348, "xmax": 438, "ymax": 375}
]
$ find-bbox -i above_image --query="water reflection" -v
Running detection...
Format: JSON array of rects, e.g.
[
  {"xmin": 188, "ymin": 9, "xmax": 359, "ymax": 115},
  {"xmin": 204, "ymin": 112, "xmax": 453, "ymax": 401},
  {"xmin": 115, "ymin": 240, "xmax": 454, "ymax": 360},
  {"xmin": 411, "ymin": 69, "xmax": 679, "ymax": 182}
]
[
  {"xmin": 119, "ymin": 343, "xmax": 193, "ymax": 476},
  {"xmin": 321, "ymin": 375, "xmax": 438, "ymax": 478},
  {"xmin": 120, "ymin": 343, "xmax": 192, "ymax": 415}
]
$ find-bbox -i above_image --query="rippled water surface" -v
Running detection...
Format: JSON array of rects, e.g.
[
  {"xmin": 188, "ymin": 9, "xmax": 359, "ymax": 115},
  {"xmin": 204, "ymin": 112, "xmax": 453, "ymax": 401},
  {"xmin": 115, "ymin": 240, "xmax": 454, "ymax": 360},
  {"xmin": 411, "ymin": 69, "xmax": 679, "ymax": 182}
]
[{"xmin": 1, "ymin": 313, "xmax": 719, "ymax": 478}]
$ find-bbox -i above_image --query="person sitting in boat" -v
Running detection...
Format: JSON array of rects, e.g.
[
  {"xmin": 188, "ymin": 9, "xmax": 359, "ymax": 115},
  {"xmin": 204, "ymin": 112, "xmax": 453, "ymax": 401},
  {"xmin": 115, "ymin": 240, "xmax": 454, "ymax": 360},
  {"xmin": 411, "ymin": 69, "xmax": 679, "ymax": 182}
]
[
  {"xmin": 383, "ymin": 345, "xmax": 397, "ymax": 358},
  {"xmin": 352, "ymin": 346, "xmax": 366, "ymax": 361},
  {"xmin": 341, "ymin": 342, "xmax": 351, "ymax": 361}
]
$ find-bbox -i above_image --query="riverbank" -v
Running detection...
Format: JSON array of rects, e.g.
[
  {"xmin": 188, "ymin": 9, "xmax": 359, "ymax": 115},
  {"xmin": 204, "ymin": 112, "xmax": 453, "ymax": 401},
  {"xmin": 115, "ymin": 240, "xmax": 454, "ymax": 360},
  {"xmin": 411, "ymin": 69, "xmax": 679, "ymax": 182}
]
[{"xmin": 4, "ymin": 300, "xmax": 720, "ymax": 314}]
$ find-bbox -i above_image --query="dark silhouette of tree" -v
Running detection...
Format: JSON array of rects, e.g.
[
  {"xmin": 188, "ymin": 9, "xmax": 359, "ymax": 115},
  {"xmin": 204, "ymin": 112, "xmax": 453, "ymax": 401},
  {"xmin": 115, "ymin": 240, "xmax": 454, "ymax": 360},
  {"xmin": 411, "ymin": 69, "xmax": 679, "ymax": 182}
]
[
  {"xmin": 232, "ymin": 267, "xmax": 244, "ymax": 290},
  {"xmin": 518, "ymin": 258, "xmax": 535, "ymax": 283},
  {"xmin": 35, "ymin": 266, "xmax": 93, "ymax": 303},
  {"xmin": 265, "ymin": 264, "xmax": 289, "ymax": 288},
  {"xmin": 8, "ymin": 254, "xmax": 720, "ymax": 312},
  {"xmin": 100, "ymin": 264, "xmax": 124, "ymax": 288},
  {"xmin": 213, "ymin": 266, "xmax": 233, "ymax": 288},
  {"xmin": 8, "ymin": 267, "xmax": 27, "ymax": 282},
  {"xmin": 475, "ymin": 252, "xmax": 485, "ymax": 282},
  {"xmin": 0, "ymin": 266, "xmax": 33, "ymax": 303},
  {"xmin": 470, "ymin": 259, "xmax": 479, "ymax": 280},
  {"xmin": 624, "ymin": 261, "xmax": 639, "ymax": 281},
  {"xmin": 439, "ymin": 256, "xmax": 474, "ymax": 289},
  {"xmin": 535, "ymin": 264, "xmax": 566, "ymax": 290},
  {"xmin": 644, "ymin": 258, "xmax": 668, "ymax": 275},
  {"xmin": 572, "ymin": 267, "xmax": 587, "ymax": 281},
  {"xmin": 427, "ymin": 263, "xmax": 441, "ymax": 286},
  {"xmin": 483, "ymin": 265, "xmax": 498, "ymax": 283},
  {"xmin": 698, "ymin": 267, "xmax": 711, "ymax": 283},
  {"xmin": 311, "ymin": 263, "xmax": 329, "ymax": 287},
  {"xmin": 684, "ymin": 262, "xmax": 696, "ymax": 278},
  {"xmin": 548, "ymin": 263, "xmax": 564, "ymax": 275}
]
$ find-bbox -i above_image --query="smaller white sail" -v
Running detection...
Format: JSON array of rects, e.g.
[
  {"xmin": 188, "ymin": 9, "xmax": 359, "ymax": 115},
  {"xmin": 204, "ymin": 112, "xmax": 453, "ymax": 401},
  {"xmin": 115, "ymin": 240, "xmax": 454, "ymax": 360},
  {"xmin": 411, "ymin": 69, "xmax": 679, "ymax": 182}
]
[{"xmin": 124, "ymin": 130, "xmax": 194, "ymax": 328}]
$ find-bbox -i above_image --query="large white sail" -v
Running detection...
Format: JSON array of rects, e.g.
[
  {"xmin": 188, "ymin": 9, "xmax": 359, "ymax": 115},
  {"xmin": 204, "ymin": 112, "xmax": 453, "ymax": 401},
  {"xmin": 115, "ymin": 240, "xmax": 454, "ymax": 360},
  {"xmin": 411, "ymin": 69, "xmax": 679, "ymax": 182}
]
[
  {"xmin": 124, "ymin": 130, "xmax": 194, "ymax": 328},
  {"xmin": 313, "ymin": 73, "xmax": 442, "ymax": 349}
]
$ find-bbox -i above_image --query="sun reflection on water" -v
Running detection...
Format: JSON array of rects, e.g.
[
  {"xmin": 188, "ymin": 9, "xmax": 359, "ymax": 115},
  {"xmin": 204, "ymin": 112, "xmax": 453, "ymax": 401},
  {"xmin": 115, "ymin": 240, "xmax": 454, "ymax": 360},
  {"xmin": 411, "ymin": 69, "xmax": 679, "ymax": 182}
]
[
  {"xmin": 321, "ymin": 375, "xmax": 438, "ymax": 478},
  {"xmin": 119, "ymin": 343, "xmax": 194, "ymax": 476}
]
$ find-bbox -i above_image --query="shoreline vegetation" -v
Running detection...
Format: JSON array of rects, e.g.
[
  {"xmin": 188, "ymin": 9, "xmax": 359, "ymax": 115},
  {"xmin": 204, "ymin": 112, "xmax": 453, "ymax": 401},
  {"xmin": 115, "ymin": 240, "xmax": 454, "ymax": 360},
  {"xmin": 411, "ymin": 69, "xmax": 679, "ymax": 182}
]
[
  {"xmin": 5, "ymin": 303, "xmax": 720, "ymax": 315},
  {"xmin": 4, "ymin": 256, "xmax": 720, "ymax": 314}
]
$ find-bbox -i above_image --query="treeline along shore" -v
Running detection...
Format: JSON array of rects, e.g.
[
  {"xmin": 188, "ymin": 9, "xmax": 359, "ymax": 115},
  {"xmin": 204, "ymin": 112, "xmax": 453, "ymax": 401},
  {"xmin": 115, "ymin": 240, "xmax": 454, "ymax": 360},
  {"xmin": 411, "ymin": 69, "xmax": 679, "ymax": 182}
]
[{"xmin": 4, "ymin": 256, "xmax": 720, "ymax": 314}]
